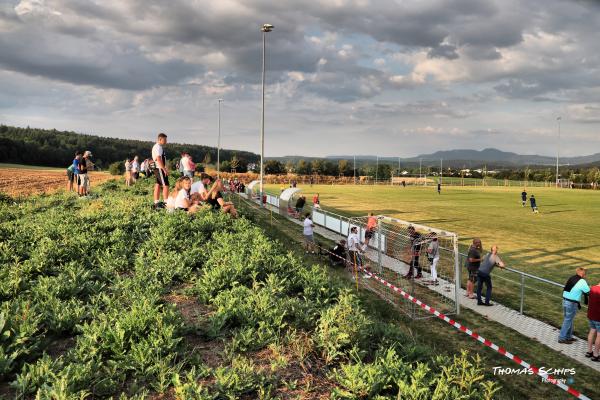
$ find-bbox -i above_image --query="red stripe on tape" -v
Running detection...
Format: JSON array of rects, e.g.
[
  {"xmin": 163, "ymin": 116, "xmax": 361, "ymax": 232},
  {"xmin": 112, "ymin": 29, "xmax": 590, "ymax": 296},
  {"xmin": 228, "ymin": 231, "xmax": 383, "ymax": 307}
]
[{"xmin": 353, "ymin": 265, "xmax": 590, "ymax": 400}]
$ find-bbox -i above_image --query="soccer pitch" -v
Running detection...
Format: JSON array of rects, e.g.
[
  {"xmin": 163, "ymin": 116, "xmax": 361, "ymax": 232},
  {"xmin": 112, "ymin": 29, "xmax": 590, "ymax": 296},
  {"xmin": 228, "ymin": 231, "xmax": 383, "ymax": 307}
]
[{"xmin": 265, "ymin": 183, "xmax": 600, "ymax": 283}]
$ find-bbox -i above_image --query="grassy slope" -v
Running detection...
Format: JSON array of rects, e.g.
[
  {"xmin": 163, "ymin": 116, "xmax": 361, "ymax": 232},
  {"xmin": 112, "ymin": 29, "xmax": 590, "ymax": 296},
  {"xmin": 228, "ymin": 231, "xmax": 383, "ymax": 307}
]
[
  {"xmin": 264, "ymin": 184, "xmax": 600, "ymax": 337},
  {"xmin": 231, "ymin": 194, "xmax": 600, "ymax": 400}
]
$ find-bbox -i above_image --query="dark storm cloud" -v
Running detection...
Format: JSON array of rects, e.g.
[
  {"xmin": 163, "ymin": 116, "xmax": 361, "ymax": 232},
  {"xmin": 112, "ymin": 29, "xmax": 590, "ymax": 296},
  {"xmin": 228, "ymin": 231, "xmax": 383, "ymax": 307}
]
[{"xmin": 0, "ymin": 28, "xmax": 202, "ymax": 90}]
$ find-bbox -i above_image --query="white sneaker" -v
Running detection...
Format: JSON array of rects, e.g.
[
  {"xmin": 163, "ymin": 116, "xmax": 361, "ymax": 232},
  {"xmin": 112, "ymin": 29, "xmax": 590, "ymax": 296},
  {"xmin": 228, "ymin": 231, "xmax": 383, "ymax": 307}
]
[{"xmin": 363, "ymin": 274, "xmax": 371, "ymax": 279}]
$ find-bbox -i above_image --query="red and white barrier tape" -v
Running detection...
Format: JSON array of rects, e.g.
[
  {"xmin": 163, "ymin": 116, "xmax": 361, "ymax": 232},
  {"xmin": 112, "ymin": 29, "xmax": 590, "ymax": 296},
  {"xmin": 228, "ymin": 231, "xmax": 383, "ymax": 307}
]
[{"xmin": 357, "ymin": 265, "xmax": 591, "ymax": 400}]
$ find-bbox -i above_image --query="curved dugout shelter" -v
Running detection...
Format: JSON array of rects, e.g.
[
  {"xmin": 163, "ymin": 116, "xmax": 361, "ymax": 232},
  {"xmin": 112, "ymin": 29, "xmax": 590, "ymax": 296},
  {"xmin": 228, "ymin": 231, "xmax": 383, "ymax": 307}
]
[
  {"xmin": 245, "ymin": 180, "xmax": 260, "ymax": 197},
  {"xmin": 279, "ymin": 187, "xmax": 302, "ymax": 214}
]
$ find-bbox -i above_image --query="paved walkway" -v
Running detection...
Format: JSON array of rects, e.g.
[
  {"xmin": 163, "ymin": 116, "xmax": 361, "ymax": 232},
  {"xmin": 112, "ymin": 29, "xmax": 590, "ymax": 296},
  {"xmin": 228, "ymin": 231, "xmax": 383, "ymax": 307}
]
[{"xmin": 254, "ymin": 198, "xmax": 599, "ymax": 373}]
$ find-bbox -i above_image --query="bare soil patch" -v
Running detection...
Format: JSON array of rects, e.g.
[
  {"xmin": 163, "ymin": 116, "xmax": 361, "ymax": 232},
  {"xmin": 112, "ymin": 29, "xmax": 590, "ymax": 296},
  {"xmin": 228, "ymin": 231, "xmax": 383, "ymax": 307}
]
[{"xmin": 0, "ymin": 168, "xmax": 115, "ymax": 197}]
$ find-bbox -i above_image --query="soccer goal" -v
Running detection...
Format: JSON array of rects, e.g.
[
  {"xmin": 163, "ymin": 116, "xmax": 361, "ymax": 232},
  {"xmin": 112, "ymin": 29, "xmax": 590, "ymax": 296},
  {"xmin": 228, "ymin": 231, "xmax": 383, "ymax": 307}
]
[
  {"xmin": 349, "ymin": 215, "xmax": 460, "ymax": 319},
  {"xmin": 556, "ymin": 179, "xmax": 572, "ymax": 188},
  {"xmin": 390, "ymin": 174, "xmax": 432, "ymax": 186}
]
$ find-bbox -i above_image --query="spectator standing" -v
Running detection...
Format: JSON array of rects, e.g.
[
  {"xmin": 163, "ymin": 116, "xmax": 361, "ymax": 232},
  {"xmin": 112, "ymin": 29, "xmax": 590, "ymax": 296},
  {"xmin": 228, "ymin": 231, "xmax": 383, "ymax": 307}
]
[
  {"xmin": 476, "ymin": 245, "xmax": 505, "ymax": 306},
  {"xmin": 426, "ymin": 232, "xmax": 440, "ymax": 285},
  {"xmin": 530, "ymin": 194, "xmax": 539, "ymax": 213},
  {"xmin": 521, "ymin": 189, "xmax": 527, "ymax": 207},
  {"xmin": 131, "ymin": 156, "xmax": 140, "ymax": 182},
  {"xmin": 125, "ymin": 158, "xmax": 132, "ymax": 186},
  {"xmin": 437, "ymin": 182, "xmax": 441, "ymax": 195},
  {"xmin": 295, "ymin": 196, "xmax": 306, "ymax": 214},
  {"xmin": 586, "ymin": 281, "xmax": 600, "ymax": 361},
  {"xmin": 559, "ymin": 268, "xmax": 590, "ymax": 344},
  {"xmin": 72, "ymin": 152, "xmax": 81, "ymax": 192},
  {"xmin": 152, "ymin": 133, "xmax": 169, "ymax": 208},
  {"xmin": 66, "ymin": 159, "xmax": 76, "ymax": 192},
  {"xmin": 181, "ymin": 153, "xmax": 194, "ymax": 178},
  {"xmin": 78, "ymin": 151, "xmax": 91, "ymax": 196},
  {"xmin": 403, "ymin": 226, "xmax": 423, "ymax": 279},
  {"xmin": 303, "ymin": 214, "xmax": 316, "ymax": 254},
  {"xmin": 465, "ymin": 238, "xmax": 483, "ymax": 299}
]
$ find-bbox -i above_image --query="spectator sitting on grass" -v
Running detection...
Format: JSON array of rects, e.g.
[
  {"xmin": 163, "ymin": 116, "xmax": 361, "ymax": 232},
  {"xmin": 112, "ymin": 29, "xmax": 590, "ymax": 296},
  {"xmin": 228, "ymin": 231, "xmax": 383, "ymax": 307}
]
[
  {"xmin": 330, "ymin": 239, "xmax": 347, "ymax": 266},
  {"xmin": 206, "ymin": 180, "xmax": 238, "ymax": 218},
  {"xmin": 191, "ymin": 173, "xmax": 218, "ymax": 203},
  {"xmin": 174, "ymin": 176, "xmax": 200, "ymax": 214},
  {"xmin": 166, "ymin": 178, "xmax": 183, "ymax": 212},
  {"xmin": 586, "ymin": 280, "xmax": 600, "ymax": 362}
]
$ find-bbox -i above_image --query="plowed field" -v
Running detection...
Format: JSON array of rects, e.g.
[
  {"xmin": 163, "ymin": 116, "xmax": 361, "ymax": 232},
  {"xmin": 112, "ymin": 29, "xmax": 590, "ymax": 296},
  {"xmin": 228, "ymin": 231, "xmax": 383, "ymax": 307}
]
[{"xmin": 0, "ymin": 167, "xmax": 115, "ymax": 197}]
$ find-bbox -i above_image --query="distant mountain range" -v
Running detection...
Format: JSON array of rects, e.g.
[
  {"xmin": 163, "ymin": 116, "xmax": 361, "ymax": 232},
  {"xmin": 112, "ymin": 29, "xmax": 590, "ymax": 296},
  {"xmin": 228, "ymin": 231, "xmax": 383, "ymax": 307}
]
[{"xmin": 275, "ymin": 148, "xmax": 600, "ymax": 168}]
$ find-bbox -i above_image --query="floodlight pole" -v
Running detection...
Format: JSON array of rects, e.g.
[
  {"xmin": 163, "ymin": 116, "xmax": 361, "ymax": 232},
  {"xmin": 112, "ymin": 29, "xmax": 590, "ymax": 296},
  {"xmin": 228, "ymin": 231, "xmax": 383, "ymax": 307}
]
[
  {"xmin": 556, "ymin": 116, "xmax": 561, "ymax": 187},
  {"xmin": 217, "ymin": 98, "xmax": 223, "ymax": 178},
  {"xmin": 419, "ymin": 158, "xmax": 422, "ymax": 177},
  {"xmin": 375, "ymin": 156, "xmax": 379, "ymax": 185},
  {"xmin": 259, "ymin": 23, "xmax": 273, "ymax": 206},
  {"xmin": 440, "ymin": 158, "xmax": 443, "ymax": 184},
  {"xmin": 353, "ymin": 155, "xmax": 356, "ymax": 184}
]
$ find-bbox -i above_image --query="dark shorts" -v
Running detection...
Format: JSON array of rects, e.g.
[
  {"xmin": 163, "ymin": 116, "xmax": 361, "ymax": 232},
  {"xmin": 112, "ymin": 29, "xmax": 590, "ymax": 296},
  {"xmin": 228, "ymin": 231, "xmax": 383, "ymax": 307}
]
[
  {"xmin": 468, "ymin": 268, "xmax": 479, "ymax": 282},
  {"xmin": 67, "ymin": 170, "xmax": 74, "ymax": 182},
  {"xmin": 365, "ymin": 229, "xmax": 374, "ymax": 240},
  {"xmin": 154, "ymin": 169, "xmax": 169, "ymax": 187}
]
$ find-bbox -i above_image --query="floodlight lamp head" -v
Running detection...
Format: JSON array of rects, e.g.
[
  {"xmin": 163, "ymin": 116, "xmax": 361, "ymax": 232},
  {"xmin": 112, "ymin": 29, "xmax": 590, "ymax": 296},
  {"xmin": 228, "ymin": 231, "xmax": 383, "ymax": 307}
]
[{"xmin": 261, "ymin": 23, "xmax": 274, "ymax": 32}]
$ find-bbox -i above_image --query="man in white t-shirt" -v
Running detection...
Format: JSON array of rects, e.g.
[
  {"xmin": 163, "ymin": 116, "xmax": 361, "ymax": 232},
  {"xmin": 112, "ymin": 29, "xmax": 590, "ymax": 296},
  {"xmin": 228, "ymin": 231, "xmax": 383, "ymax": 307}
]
[
  {"xmin": 347, "ymin": 226, "xmax": 368, "ymax": 277},
  {"xmin": 191, "ymin": 173, "xmax": 220, "ymax": 202},
  {"xmin": 303, "ymin": 214, "xmax": 315, "ymax": 254},
  {"xmin": 152, "ymin": 133, "xmax": 169, "ymax": 208}
]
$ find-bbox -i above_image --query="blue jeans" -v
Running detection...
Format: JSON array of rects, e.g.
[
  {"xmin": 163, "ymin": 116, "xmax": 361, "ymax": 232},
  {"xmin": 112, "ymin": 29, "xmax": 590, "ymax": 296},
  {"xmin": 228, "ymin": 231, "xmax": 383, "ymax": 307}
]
[
  {"xmin": 476, "ymin": 272, "xmax": 492, "ymax": 304},
  {"xmin": 559, "ymin": 299, "xmax": 579, "ymax": 340}
]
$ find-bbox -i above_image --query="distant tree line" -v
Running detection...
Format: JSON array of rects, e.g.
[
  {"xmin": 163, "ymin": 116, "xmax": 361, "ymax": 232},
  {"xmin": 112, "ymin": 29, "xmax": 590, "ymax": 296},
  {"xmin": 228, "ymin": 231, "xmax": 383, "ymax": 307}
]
[
  {"xmin": 263, "ymin": 158, "xmax": 600, "ymax": 184},
  {"xmin": 0, "ymin": 125, "xmax": 259, "ymax": 170}
]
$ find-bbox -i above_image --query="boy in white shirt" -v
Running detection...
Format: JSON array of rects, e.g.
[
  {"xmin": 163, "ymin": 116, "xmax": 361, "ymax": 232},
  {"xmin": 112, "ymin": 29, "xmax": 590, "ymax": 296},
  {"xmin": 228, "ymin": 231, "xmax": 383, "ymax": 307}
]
[
  {"xmin": 303, "ymin": 214, "xmax": 316, "ymax": 254},
  {"xmin": 152, "ymin": 133, "xmax": 169, "ymax": 208}
]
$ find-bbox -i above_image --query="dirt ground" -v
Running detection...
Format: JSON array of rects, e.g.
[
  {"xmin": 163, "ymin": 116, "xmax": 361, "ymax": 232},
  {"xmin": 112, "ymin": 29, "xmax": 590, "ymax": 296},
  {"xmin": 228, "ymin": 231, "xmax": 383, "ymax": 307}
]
[{"xmin": 0, "ymin": 168, "xmax": 116, "ymax": 197}]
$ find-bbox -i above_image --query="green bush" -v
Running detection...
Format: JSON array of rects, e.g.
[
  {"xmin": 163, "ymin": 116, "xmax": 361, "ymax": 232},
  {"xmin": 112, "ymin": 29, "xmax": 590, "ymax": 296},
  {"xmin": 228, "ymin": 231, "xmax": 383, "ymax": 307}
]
[
  {"xmin": 314, "ymin": 291, "xmax": 373, "ymax": 365},
  {"xmin": 108, "ymin": 161, "xmax": 124, "ymax": 175}
]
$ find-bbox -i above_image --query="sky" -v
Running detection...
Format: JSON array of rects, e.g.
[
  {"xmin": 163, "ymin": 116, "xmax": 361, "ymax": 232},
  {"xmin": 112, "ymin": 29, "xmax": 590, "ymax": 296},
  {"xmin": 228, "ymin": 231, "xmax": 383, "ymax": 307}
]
[{"xmin": 1, "ymin": 0, "xmax": 599, "ymax": 158}]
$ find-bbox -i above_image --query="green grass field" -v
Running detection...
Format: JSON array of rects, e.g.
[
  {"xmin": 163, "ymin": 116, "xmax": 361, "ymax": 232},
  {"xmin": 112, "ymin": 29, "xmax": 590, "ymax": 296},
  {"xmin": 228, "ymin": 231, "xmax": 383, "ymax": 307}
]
[{"xmin": 266, "ymin": 184, "xmax": 599, "ymax": 282}]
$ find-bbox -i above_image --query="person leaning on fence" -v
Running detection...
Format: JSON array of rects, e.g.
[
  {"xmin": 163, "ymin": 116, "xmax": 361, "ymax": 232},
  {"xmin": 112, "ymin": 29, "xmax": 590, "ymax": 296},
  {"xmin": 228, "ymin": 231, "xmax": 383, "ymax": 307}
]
[
  {"xmin": 347, "ymin": 226, "xmax": 369, "ymax": 278},
  {"xmin": 403, "ymin": 226, "xmax": 423, "ymax": 279},
  {"xmin": 426, "ymin": 232, "xmax": 440, "ymax": 285},
  {"xmin": 365, "ymin": 212, "xmax": 377, "ymax": 246},
  {"xmin": 330, "ymin": 239, "xmax": 347, "ymax": 267},
  {"xmin": 476, "ymin": 245, "xmax": 505, "ymax": 306},
  {"xmin": 465, "ymin": 238, "xmax": 482, "ymax": 299},
  {"xmin": 303, "ymin": 213, "xmax": 316, "ymax": 254},
  {"xmin": 559, "ymin": 267, "xmax": 591, "ymax": 344},
  {"xmin": 586, "ymin": 280, "xmax": 600, "ymax": 361}
]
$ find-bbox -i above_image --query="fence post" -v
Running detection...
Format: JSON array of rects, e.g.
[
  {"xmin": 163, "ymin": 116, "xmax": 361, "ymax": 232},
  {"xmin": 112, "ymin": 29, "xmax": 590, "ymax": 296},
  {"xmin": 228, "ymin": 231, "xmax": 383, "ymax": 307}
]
[
  {"xmin": 520, "ymin": 273, "xmax": 525, "ymax": 315},
  {"xmin": 377, "ymin": 218, "xmax": 383, "ymax": 273},
  {"xmin": 323, "ymin": 211, "xmax": 327, "ymax": 228},
  {"xmin": 454, "ymin": 234, "xmax": 461, "ymax": 315},
  {"xmin": 339, "ymin": 217, "xmax": 342, "ymax": 235}
]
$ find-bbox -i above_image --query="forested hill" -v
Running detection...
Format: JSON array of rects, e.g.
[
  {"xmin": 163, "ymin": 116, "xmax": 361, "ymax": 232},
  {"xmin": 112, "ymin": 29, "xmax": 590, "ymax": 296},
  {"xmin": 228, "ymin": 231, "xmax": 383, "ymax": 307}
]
[{"xmin": 0, "ymin": 125, "xmax": 259, "ymax": 169}]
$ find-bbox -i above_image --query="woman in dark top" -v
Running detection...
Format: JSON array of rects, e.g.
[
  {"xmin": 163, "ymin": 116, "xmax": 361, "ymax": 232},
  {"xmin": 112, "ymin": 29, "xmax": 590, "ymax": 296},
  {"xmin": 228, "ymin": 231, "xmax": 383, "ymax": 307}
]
[{"xmin": 207, "ymin": 180, "xmax": 238, "ymax": 217}]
